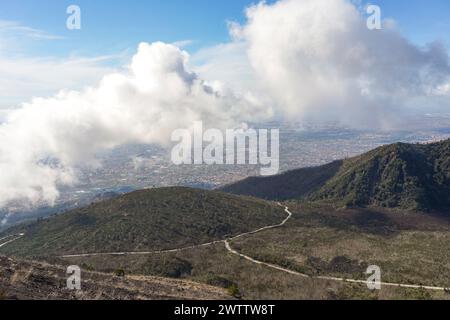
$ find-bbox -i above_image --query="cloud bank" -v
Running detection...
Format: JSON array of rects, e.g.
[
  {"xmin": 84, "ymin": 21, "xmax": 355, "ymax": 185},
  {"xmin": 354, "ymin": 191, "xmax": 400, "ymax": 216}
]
[
  {"xmin": 0, "ymin": 42, "xmax": 268, "ymax": 207},
  {"xmin": 196, "ymin": 0, "xmax": 450, "ymax": 127}
]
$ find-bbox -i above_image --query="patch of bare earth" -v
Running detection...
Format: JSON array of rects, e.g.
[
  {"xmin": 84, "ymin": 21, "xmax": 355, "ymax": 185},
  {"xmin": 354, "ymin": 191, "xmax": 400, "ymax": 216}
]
[{"xmin": 0, "ymin": 256, "xmax": 230, "ymax": 300}]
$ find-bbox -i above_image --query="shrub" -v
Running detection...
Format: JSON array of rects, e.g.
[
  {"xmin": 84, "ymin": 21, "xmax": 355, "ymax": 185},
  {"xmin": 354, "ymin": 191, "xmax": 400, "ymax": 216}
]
[
  {"xmin": 114, "ymin": 269, "xmax": 125, "ymax": 277},
  {"xmin": 227, "ymin": 284, "xmax": 240, "ymax": 298},
  {"xmin": 205, "ymin": 275, "xmax": 235, "ymax": 289},
  {"xmin": 142, "ymin": 257, "xmax": 192, "ymax": 278}
]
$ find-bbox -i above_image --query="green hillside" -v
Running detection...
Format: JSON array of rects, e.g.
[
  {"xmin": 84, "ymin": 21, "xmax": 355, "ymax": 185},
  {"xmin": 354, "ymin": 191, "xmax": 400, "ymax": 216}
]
[
  {"xmin": 311, "ymin": 139, "xmax": 450, "ymax": 210},
  {"xmin": 0, "ymin": 187, "xmax": 284, "ymax": 257},
  {"xmin": 221, "ymin": 139, "xmax": 450, "ymax": 211}
]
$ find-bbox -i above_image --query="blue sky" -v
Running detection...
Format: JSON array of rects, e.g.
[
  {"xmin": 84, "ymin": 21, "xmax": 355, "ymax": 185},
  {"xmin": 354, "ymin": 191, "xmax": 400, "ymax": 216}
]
[
  {"xmin": 0, "ymin": 0, "xmax": 449, "ymax": 110},
  {"xmin": 1, "ymin": 0, "xmax": 449, "ymax": 58},
  {"xmin": 0, "ymin": 0, "xmax": 265, "ymax": 57}
]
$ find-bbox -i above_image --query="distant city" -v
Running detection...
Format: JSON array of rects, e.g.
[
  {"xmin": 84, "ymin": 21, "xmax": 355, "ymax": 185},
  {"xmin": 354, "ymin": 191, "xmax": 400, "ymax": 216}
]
[{"xmin": 1, "ymin": 114, "xmax": 450, "ymax": 229}]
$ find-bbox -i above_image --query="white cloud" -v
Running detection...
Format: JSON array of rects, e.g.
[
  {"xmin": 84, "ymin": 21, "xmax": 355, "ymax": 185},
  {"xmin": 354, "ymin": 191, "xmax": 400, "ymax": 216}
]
[
  {"xmin": 192, "ymin": 41, "xmax": 257, "ymax": 96},
  {"xmin": 435, "ymin": 83, "xmax": 450, "ymax": 96},
  {"xmin": 171, "ymin": 39, "xmax": 195, "ymax": 48},
  {"xmin": 0, "ymin": 42, "xmax": 269, "ymax": 208},
  {"xmin": 0, "ymin": 109, "xmax": 13, "ymax": 123},
  {"xmin": 194, "ymin": 0, "xmax": 450, "ymax": 128}
]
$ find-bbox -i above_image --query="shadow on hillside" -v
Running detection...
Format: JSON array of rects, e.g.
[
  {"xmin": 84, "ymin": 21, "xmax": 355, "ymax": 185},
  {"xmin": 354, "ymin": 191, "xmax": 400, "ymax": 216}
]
[
  {"xmin": 308, "ymin": 210, "xmax": 400, "ymax": 236},
  {"xmin": 220, "ymin": 160, "xmax": 343, "ymax": 200},
  {"xmin": 301, "ymin": 206, "xmax": 450, "ymax": 237}
]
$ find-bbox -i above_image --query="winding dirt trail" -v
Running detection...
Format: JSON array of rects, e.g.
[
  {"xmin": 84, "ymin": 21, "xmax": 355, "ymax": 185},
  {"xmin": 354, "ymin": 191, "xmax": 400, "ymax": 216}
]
[
  {"xmin": 12, "ymin": 203, "xmax": 447, "ymax": 292},
  {"xmin": 224, "ymin": 205, "xmax": 448, "ymax": 292},
  {"xmin": 0, "ymin": 233, "xmax": 24, "ymax": 248},
  {"xmin": 60, "ymin": 203, "xmax": 292, "ymax": 258}
]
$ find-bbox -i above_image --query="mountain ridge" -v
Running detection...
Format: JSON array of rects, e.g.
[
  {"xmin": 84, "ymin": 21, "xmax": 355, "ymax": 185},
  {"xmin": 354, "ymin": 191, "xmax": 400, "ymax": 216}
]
[{"xmin": 221, "ymin": 139, "xmax": 450, "ymax": 212}]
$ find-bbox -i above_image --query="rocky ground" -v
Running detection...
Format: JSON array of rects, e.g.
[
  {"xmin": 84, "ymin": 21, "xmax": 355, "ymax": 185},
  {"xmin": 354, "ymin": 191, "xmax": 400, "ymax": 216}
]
[{"xmin": 0, "ymin": 255, "xmax": 231, "ymax": 300}]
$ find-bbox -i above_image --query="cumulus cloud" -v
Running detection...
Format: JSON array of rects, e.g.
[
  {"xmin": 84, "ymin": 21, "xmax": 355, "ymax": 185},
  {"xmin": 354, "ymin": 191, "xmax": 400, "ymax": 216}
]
[
  {"xmin": 0, "ymin": 42, "xmax": 269, "ymax": 208},
  {"xmin": 196, "ymin": 0, "xmax": 450, "ymax": 128},
  {"xmin": 192, "ymin": 41, "xmax": 257, "ymax": 96},
  {"xmin": 435, "ymin": 82, "xmax": 450, "ymax": 96}
]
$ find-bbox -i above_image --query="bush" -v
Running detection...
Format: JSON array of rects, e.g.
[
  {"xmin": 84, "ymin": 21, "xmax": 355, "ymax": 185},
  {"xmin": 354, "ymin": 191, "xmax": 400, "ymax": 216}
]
[
  {"xmin": 114, "ymin": 269, "xmax": 125, "ymax": 277},
  {"xmin": 227, "ymin": 284, "xmax": 241, "ymax": 298},
  {"xmin": 81, "ymin": 263, "xmax": 94, "ymax": 271},
  {"xmin": 205, "ymin": 275, "xmax": 235, "ymax": 289},
  {"xmin": 142, "ymin": 257, "xmax": 192, "ymax": 278}
]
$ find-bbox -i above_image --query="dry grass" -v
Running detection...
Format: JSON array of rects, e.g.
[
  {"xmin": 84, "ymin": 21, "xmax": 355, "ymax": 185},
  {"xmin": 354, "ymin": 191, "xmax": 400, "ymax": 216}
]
[
  {"xmin": 61, "ymin": 239, "xmax": 450, "ymax": 300},
  {"xmin": 232, "ymin": 202, "xmax": 450, "ymax": 289}
]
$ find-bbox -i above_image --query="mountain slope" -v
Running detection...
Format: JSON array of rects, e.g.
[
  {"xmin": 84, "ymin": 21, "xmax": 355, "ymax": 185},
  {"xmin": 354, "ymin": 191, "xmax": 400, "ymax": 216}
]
[
  {"xmin": 311, "ymin": 140, "xmax": 450, "ymax": 210},
  {"xmin": 220, "ymin": 161, "xmax": 342, "ymax": 200},
  {"xmin": 0, "ymin": 187, "xmax": 284, "ymax": 257},
  {"xmin": 0, "ymin": 255, "xmax": 230, "ymax": 300},
  {"xmin": 221, "ymin": 139, "xmax": 450, "ymax": 211}
]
